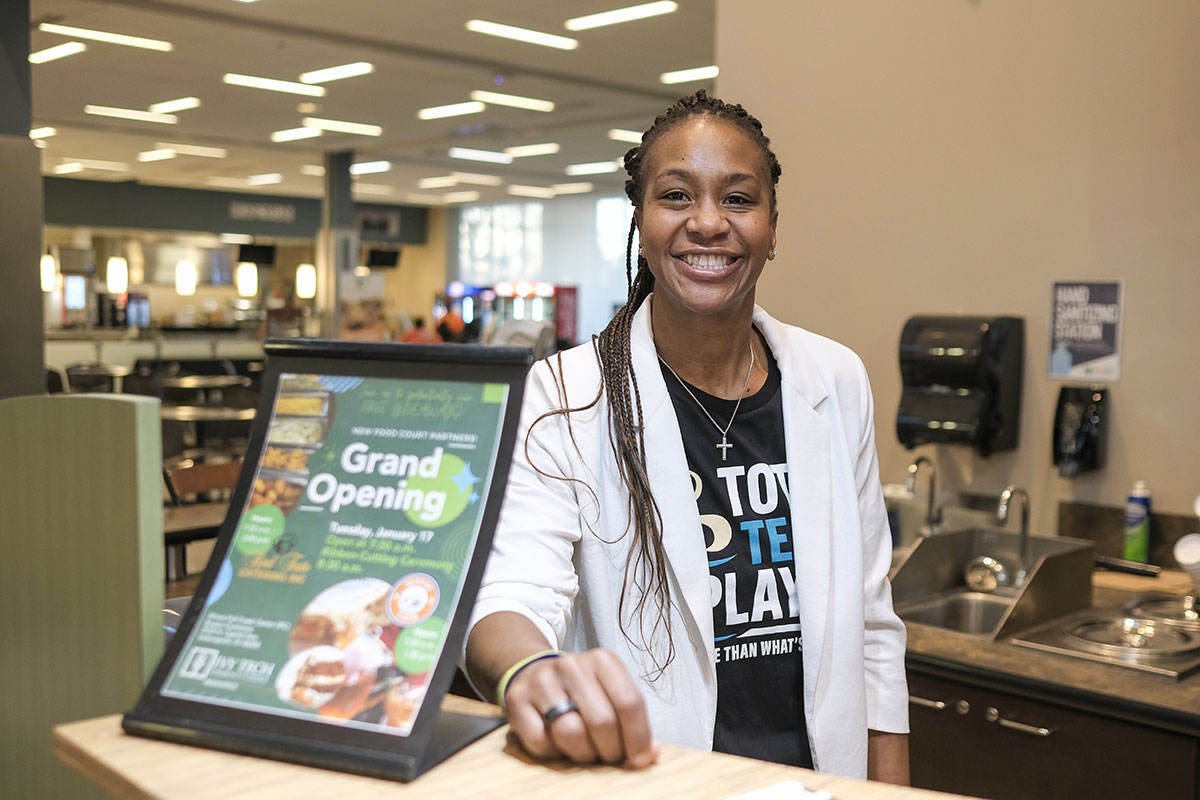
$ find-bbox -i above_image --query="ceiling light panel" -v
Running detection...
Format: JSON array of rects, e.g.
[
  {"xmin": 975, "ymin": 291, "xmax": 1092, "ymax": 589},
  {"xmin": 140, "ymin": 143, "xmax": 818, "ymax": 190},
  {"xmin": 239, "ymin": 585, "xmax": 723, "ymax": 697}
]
[
  {"xmin": 148, "ymin": 97, "xmax": 200, "ymax": 114},
  {"xmin": 504, "ymin": 143, "xmax": 561, "ymax": 157},
  {"xmin": 451, "ymin": 172, "xmax": 503, "ymax": 186},
  {"xmin": 38, "ymin": 23, "xmax": 173, "ymax": 51},
  {"xmin": 300, "ymin": 164, "xmax": 326, "ymax": 176},
  {"xmin": 448, "ymin": 147, "xmax": 513, "ymax": 164},
  {"xmin": 271, "ymin": 127, "xmax": 322, "ymax": 142},
  {"xmin": 508, "ymin": 185, "xmax": 556, "ymax": 199},
  {"xmin": 469, "ymin": 90, "xmax": 555, "ymax": 112},
  {"xmin": 137, "ymin": 148, "xmax": 176, "ymax": 162},
  {"xmin": 352, "ymin": 183, "xmax": 394, "ymax": 196},
  {"xmin": 300, "ymin": 62, "xmax": 374, "ymax": 84},
  {"xmin": 660, "ymin": 65, "xmax": 719, "ymax": 84},
  {"xmin": 156, "ymin": 143, "xmax": 226, "ymax": 158},
  {"xmin": 67, "ymin": 158, "xmax": 130, "ymax": 171},
  {"xmin": 302, "ymin": 117, "xmax": 382, "ymax": 136},
  {"xmin": 53, "ymin": 163, "xmax": 83, "ymax": 175},
  {"xmin": 565, "ymin": 161, "xmax": 620, "ymax": 176},
  {"xmin": 29, "ymin": 127, "xmax": 57, "ymax": 139},
  {"xmin": 465, "ymin": 20, "xmax": 578, "ymax": 50},
  {"xmin": 552, "ymin": 182, "xmax": 595, "ymax": 194},
  {"xmin": 223, "ymin": 73, "xmax": 325, "ymax": 97},
  {"xmin": 246, "ymin": 173, "xmax": 282, "ymax": 186},
  {"xmin": 608, "ymin": 128, "xmax": 643, "ymax": 144},
  {"xmin": 418, "ymin": 176, "xmax": 457, "ymax": 189},
  {"xmin": 443, "ymin": 191, "xmax": 482, "ymax": 204},
  {"xmin": 417, "ymin": 101, "xmax": 485, "ymax": 120},
  {"xmin": 565, "ymin": 2, "xmax": 679, "ymax": 30},
  {"xmin": 349, "ymin": 160, "xmax": 391, "ymax": 175},
  {"xmin": 29, "ymin": 42, "xmax": 87, "ymax": 64},
  {"xmin": 85, "ymin": 105, "xmax": 177, "ymax": 124}
]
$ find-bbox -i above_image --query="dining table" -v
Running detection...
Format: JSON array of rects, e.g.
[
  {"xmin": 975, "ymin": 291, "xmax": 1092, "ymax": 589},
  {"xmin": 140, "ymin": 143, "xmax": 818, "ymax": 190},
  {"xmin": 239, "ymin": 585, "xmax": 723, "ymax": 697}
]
[
  {"xmin": 66, "ymin": 363, "xmax": 133, "ymax": 393},
  {"xmin": 163, "ymin": 501, "xmax": 229, "ymax": 579},
  {"xmin": 160, "ymin": 405, "xmax": 256, "ymax": 449}
]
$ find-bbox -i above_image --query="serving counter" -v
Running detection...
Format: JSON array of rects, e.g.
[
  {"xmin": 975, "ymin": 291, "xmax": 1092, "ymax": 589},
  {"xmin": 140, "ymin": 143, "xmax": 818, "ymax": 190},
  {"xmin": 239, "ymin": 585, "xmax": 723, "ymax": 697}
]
[{"xmin": 54, "ymin": 698, "xmax": 970, "ymax": 800}]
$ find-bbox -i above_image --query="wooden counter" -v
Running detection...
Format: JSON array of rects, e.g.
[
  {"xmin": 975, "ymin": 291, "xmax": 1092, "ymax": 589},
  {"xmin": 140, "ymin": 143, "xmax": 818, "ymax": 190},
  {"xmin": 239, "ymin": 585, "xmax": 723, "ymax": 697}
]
[{"xmin": 54, "ymin": 698, "xmax": 972, "ymax": 800}]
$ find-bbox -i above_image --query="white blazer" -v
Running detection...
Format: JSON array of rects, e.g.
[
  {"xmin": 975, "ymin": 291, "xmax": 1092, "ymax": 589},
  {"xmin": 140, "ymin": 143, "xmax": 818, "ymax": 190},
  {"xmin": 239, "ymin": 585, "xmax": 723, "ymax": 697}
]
[{"xmin": 469, "ymin": 299, "xmax": 909, "ymax": 778}]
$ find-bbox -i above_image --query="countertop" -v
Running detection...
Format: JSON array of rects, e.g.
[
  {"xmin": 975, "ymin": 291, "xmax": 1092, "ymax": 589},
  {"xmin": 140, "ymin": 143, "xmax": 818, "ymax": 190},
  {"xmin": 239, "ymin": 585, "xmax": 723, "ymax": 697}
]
[{"xmin": 902, "ymin": 571, "xmax": 1200, "ymax": 737}]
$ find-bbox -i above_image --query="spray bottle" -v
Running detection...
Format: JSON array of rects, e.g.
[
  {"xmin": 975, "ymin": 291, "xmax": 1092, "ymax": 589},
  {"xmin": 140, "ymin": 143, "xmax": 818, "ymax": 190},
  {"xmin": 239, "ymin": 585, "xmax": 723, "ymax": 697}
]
[{"xmin": 1122, "ymin": 481, "xmax": 1152, "ymax": 563}]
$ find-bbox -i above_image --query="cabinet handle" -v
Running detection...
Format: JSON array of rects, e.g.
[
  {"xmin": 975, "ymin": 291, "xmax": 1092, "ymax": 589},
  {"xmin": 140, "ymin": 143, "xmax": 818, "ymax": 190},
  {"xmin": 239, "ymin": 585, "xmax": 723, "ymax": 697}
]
[
  {"xmin": 909, "ymin": 695, "xmax": 946, "ymax": 710},
  {"xmin": 985, "ymin": 707, "xmax": 1053, "ymax": 737}
]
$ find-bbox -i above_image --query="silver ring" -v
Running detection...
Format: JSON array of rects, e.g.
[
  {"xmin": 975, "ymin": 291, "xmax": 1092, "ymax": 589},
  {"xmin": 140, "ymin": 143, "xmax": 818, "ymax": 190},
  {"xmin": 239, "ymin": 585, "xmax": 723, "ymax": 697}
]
[{"xmin": 541, "ymin": 698, "xmax": 579, "ymax": 727}]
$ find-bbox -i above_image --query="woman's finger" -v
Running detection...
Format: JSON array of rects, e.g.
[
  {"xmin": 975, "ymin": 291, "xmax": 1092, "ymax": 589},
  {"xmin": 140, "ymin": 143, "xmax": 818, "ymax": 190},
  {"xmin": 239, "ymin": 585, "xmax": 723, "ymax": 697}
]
[
  {"xmin": 556, "ymin": 654, "xmax": 624, "ymax": 763},
  {"xmin": 590, "ymin": 649, "xmax": 657, "ymax": 768}
]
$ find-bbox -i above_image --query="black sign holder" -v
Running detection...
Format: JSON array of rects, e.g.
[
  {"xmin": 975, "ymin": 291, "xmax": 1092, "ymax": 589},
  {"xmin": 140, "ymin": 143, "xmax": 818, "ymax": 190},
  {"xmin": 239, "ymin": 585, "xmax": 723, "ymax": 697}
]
[{"xmin": 124, "ymin": 339, "xmax": 532, "ymax": 782}]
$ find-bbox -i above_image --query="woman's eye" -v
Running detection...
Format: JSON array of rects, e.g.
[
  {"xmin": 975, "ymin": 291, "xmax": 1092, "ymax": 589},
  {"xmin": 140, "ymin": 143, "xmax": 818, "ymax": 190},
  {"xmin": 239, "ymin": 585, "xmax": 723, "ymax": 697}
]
[
  {"xmin": 662, "ymin": 190, "xmax": 689, "ymax": 201},
  {"xmin": 725, "ymin": 194, "xmax": 750, "ymax": 205}
]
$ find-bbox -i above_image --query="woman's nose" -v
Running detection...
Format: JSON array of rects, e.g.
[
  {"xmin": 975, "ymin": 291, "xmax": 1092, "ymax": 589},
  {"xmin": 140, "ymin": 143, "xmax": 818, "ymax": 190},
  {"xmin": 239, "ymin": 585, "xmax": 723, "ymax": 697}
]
[{"xmin": 686, "ymin": 198, "xmax": 729, "ymax": 238}]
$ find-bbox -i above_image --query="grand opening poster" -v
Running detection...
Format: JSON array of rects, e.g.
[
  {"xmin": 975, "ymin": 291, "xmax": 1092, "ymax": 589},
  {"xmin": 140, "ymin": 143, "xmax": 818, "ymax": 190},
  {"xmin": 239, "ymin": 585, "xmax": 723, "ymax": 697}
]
[{"xmin": 161, "ymin": 373, "xmax": 508, "ymax": 736}]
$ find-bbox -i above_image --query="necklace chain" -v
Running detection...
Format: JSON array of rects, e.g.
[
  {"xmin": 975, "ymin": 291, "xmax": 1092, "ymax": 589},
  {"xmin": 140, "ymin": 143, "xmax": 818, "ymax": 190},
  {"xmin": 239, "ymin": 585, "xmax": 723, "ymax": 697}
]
[{"xmin": 659, "ymin": 344, "xmax": 756, "ymax": 462}]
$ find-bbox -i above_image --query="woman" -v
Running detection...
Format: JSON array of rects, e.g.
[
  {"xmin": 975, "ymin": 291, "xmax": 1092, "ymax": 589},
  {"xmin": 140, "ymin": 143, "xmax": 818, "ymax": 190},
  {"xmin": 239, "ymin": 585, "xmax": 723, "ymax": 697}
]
[{"xmin": 465, "ymin": 90, "xmax": 909, "ymax": 782}]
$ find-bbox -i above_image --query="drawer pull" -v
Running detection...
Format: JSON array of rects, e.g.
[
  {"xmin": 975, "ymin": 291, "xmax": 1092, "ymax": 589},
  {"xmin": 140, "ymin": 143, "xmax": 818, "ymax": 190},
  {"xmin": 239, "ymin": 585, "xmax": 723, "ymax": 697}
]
[
  {"xmin": 909, "ymin": 695, "xmax": 946, "ymax": 710},
  {"xmin": 985, "ymin": 707, "xmax": 1053, "ymax": 737}
]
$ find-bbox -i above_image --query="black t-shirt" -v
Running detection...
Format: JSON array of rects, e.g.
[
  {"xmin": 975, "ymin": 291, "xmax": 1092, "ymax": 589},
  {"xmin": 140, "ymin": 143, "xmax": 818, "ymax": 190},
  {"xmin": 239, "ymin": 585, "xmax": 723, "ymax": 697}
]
[{"xmin": 659, "ymin": 339, "xmax": 813, "ymax": 768}]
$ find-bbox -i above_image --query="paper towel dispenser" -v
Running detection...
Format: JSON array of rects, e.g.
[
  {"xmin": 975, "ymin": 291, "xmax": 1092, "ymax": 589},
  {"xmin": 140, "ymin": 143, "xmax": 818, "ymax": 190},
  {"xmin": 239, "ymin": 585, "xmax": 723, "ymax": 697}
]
[{"xmin": 897, "ymin": 315, "xmax": 1024, "ymax": 456}]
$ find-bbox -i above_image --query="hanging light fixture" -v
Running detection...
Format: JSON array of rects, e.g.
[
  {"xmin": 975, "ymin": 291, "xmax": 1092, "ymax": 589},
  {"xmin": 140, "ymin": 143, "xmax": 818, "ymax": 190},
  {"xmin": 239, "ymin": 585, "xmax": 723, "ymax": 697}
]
[
  {"xmin": 175, "ymin": 260, "xmax": 197, "ymax": 296},
  {"xmin": 106, "ymin": 255, "xmax": 128, "ymax": 294},
  {"xmin": 236, "ymin": 261, "xmax": 258, "ymax": 297},
  {"xmin": 295, "ymin": 263, "xmax": 316, "ymax": 299},
  {"xmin": 40, "ymin": 253, "xmax": 57, "ymax": 292}
]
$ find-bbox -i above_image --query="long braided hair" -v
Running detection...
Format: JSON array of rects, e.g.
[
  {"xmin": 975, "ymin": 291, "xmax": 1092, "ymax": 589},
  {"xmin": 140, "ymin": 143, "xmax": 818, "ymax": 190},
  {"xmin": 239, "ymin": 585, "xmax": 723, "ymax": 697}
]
[{"xmin": 537, "ymin": 90, "xmax": 782, "ymax": 676}]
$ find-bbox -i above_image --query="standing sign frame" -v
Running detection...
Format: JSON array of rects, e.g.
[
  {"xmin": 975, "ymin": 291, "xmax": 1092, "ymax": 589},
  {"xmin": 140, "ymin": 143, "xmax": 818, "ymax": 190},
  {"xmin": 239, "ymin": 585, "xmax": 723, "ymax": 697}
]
[{"xmin": 124, "ymin": 339, "xmax": 532, "ymax": 781}]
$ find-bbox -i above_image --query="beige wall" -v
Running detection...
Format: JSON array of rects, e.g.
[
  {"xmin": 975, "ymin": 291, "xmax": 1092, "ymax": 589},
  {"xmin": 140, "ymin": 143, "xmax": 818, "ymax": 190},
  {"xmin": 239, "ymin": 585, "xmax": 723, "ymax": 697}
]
[
  {"xmin": 717, "ymin": 1, "xmax": 1200, "ymax": 535},
  {"xmin": 382, "ymin": 207, "xmax": 449, "ymax": 326}
]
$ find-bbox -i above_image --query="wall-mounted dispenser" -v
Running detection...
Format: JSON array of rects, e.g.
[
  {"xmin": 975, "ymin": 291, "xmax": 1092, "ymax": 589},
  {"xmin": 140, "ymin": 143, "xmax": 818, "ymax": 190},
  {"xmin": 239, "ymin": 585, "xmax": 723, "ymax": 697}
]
[
  {"xmin": 1053, "ymin": 385, "xmax": 1106, "ymax": 477},
  {"xmin": 897, "ymin": 315, "xmax": 1024, "ymax": 456}
]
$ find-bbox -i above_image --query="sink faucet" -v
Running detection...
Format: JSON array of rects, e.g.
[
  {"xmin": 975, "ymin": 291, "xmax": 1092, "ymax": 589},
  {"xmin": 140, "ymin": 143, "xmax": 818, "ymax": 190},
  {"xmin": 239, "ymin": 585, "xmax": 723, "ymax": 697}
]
[
  {"xmin": 996, "ymin": 485, "xmax": 1031, "ymax": 586},
  {"xmin": 906, "ymin": 456, "xmax": 943, "ymax": 536}
]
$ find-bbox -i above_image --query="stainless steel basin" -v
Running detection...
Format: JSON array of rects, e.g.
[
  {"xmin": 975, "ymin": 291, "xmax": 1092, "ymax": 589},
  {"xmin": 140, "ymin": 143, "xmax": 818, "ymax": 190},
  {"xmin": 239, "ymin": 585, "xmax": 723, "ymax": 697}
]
[
  {"xmin": 896, "ymin": 590, "xmax": 1012, "ymax": 636},
  {"xmin": 890, "ymin": 527, "xmax": 1095, "ymax": 640}
]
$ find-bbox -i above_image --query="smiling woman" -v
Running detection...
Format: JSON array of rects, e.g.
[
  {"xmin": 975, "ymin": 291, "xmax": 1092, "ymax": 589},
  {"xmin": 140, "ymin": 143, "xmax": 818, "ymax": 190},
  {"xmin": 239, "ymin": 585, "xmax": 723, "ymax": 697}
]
[{"xmin": 466, "ymin": 89, "xmax": 909, "ymax": 783}]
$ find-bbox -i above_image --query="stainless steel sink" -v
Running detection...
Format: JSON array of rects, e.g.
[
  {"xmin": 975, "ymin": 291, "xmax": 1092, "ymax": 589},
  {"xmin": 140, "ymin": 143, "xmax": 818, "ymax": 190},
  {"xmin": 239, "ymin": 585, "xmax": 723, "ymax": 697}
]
[
  {"xmin": 891, "ymin": 527, "xmax": 1094, "ymax": 639},
  {"xmin": 896, "ymin": 590, "xmax": 1012, "ymax": 636}
]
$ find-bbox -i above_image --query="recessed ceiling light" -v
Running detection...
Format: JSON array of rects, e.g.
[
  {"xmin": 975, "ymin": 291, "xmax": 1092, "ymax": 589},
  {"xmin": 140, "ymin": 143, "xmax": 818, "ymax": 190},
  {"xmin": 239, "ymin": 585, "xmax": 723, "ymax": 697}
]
[
  {"xmin": 137, "ymin": 148, "xmax": 177, "ymax": 162},
  {"xmin": 660, "ymin": 65, "xmax": 719, "ymax": 84},
  {"xmin": 552, "ymin": 182, "xmax": 595, "ymax": 194},
  {"xmin": 607, "ymin": 128, "xmax": 643, "ymax": 144},
  {"xmin": 38, "ymin": 23, "xmax": 173, "ymax": 52},
  {"xmin": 29, "ymin": 126, "xmax": 57, "ymax": 139},
  {"xmin": 156, "ymin": 142, "xmax": 227, "ymax": 158},
  {"xmin": 418, "ymin": 176, "xmax": 457, "ymax": 189},
  {"xmin": 465, "ymin": 19, "xmax": 578, "ymax": 50},
  {"xmin": 565, "ymin": 160, "xmax": 619, "ymax": 176},
  {"xmin": 65, "ymin": 158, "xmax": 130, "ymax": 171},
  {"xmin": 504, "ymin": 142, "xmax": 561, "ymax": 158},
  {"xmin": 33, "ymin": 139, "xmax": 47, "ymax": 149},
  {"xmin": 85, "ymin": 104, "xmax": 177, "ymax": 124},
  {"xmin": 246, "ymin": 173, "xmax": 283, "ymax": 186},
  {"xmin": 29, "ymin": 41, "xmax": 87, "ymax": 64},
  {"xmin": 405, "ymin": 193, "xmax": 449, "ymax": 205},
  {"xmin": 148, "ymin": 97, "xmax": 200, "ymax": 114},
  {"xmin": 300, "ymin": 61, "xmax": 374, "ymax": 84},
  {"xmin": 223, "ymin": 73, "xmax": 325, "ymax": 97},
  {"xmin": 350, "ymin": 160, "xmax": 391, "ymax": 175},
  {"xmin": 417, "ymin": 101, "xmax": 486, "ymax": 121},
  {"xmin": 469, "ymin": 90, "xmax": 555, "ymax": 112},
  {"xmin": 443, "ymin": 191, "xmax": 482, "ymax": 204},
  {"xmin": 565, "ymin": 1, "xmax": 679, "ymax": 30},
  {"xmin": 219, "ymin": 233, "xmax": 254, "ymax": 244},
  {"xmin": 271, "ymin": 127, "xmax": 322, "ymax": 142},
  {"xmin": 353, "ymin": 183, "xmax": 394, "ymax": 196},
  {"xmin": 448, "ymin": 147, "xmax": 513, "ymax": 165},
  {"xmin": 53, "ymin": 163, "xmax": 83, "ymax": 175},
  {"xmin": 508, "ymin": 185, "xmax": 556, "ymax": 199},
  {"xmin": 300, "ymin": 164, "xmax": 326, "ymax": 176},
  {"xmin": 302, "ymin": 117, "xmax": 382, "ymax": 136},
  {"xmin": 451, "ymin": 172, "xmax": 503, "ymax": 186}
]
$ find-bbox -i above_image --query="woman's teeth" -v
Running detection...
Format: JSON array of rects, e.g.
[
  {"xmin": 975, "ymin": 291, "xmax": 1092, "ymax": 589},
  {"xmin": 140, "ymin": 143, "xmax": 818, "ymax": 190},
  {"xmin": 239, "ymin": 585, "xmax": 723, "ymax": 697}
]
[{"xmin": 681, "ymin": 254, "xmax": 735, "ymax": 270}]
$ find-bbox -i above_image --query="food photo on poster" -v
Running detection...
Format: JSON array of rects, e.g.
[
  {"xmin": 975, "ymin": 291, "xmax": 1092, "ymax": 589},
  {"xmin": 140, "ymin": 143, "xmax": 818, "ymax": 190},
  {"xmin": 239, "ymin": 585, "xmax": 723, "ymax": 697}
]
[{"xmin": 160, "ymin": 371, "xmax": 509, "ymax": 737}]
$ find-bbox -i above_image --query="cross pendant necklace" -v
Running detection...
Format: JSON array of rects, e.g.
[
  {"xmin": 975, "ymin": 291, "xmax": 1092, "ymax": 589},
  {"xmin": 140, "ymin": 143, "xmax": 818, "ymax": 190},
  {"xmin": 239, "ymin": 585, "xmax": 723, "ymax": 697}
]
[{"xmin": 659, "ymin": 343, "xmax": 756, "ymax": 462}]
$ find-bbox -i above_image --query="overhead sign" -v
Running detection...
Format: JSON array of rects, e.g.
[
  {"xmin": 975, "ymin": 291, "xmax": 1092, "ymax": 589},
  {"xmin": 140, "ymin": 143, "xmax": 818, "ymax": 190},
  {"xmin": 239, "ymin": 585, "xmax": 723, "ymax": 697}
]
[{"xmin": 1049, "ymin": 280, "xmax": 1122, "ymax": 381}]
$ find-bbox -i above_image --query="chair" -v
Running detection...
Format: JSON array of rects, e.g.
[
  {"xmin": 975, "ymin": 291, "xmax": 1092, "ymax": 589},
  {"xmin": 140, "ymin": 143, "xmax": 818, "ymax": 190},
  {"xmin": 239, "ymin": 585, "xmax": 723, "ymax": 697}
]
[
  {"xmin": 162, "ymin": 459, "xmax": 243, "ymax": 577},
  {"xmin": 45, "ymin": 368, "xmax": 65, "ymax": 394},
  {"xmin": 65, "ymin": 363, "xmax": 113, "ymax": 393}
]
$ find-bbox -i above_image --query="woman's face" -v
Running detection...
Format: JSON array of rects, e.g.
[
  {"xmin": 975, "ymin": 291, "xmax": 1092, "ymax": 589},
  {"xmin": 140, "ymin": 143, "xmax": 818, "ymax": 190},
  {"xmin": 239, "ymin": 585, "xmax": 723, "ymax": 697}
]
[{"xmin": 634, "ymin": 116, "xmax": 778, "ymax": 322}]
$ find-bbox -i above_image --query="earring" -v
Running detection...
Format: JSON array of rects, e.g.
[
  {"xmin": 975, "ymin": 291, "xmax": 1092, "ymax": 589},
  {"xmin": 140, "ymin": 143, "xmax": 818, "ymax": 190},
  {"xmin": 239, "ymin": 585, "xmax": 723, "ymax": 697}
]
[
  {"xmin": 768, "ymin": 249, "xmax": 776, "ymax": 261},
  {"xmin": 638, "ymin": 246, "xmax": 643, "ymax": 257}
]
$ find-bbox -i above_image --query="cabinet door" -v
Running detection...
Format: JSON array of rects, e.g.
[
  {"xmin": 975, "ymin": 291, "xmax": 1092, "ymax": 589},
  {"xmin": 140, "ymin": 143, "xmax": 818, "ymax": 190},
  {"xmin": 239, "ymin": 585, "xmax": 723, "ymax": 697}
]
[{"xmin": 908, "ymin": 671, "xmax": 1198, "ymax": 800}]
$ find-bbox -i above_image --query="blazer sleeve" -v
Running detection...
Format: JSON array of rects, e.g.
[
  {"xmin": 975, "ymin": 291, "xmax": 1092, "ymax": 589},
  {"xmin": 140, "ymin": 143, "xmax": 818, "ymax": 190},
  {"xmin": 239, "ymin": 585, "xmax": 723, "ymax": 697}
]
[
  {"xmin": 850, "ymin": 357, "xmax": 911, "ymax": 734},
  {"xmin": 467, "ymin": 358, "xmax": 591, "ymax": 650}
]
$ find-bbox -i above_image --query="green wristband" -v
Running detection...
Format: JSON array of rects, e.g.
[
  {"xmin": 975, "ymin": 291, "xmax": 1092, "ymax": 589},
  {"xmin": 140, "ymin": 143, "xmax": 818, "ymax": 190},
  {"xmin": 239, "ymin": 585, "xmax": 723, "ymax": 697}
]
[{"xmin": 495, "ymin": 649, "xmax": 563, "ymax": 710}]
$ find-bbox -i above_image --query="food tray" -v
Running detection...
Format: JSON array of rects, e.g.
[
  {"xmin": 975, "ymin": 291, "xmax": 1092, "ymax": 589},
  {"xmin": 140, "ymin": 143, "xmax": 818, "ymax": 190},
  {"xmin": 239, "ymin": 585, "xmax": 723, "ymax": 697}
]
[
  {"xmin": 274, "ymin": 391, "xmax": 330, "ymax": 417},
  {"xmin": 279, "ymin": 373, "xmax": 325, "ymax": 393},
  {"xmin": 268, "ymin": 415, "xmax": 328, "ymax": 446},
  {"xmin": 261, "ymin": 443, "xmax": 318, "ymax": 476},
  {"xmin": 249, "ymin": 471, "xmax": 308, "ymax": 516}
]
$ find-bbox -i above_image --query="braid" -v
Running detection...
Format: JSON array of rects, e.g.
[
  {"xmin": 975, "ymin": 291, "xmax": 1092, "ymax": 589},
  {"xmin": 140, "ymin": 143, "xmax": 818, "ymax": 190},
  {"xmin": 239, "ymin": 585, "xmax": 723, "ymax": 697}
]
[{"xmin": 595, "ymin": 90, "xmax": 781, "ymax": 676}]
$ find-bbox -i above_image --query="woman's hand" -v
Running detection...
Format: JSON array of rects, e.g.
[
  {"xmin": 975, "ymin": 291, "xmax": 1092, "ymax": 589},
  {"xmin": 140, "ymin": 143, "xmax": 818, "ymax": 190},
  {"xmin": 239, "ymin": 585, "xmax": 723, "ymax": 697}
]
[
  {"xmin": 466, "ymin": 612, "xmax": 659, "ymax": 769},
  {"xmin": 504, "ymin": 648, "xmax": 660, "ymax": 768}
]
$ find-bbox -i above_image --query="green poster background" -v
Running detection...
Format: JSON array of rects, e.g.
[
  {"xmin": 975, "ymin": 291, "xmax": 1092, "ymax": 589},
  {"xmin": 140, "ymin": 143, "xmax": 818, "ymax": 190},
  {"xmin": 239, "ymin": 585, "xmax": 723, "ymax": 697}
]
[{"xmin": 163, "ymin": 374, "xmax": 507, "ymax": 736}]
